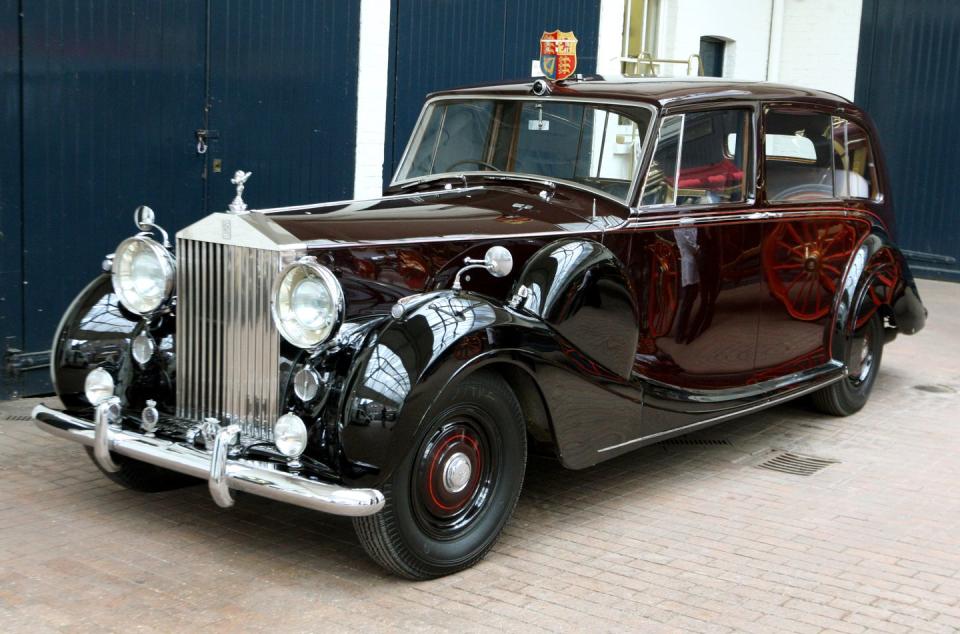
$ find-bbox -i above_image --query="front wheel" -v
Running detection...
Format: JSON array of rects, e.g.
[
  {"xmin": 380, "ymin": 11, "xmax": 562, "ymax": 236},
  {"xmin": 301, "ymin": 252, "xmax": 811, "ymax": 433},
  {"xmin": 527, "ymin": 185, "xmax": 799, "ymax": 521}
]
[
  {"xmin": 811, "ymin": 314, "xmax": 884, "ymax": 416},
  {"xmin": 354, "ymin": 371, "xmax": 526, "ymax": 579}
]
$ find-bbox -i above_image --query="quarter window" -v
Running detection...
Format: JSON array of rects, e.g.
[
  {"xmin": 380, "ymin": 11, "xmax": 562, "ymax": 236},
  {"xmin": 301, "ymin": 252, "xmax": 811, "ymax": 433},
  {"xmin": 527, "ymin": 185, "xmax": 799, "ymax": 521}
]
[
  {"xmin": 833, "ymin": 118, "xmax": 881, "ymax": 200},
  {"xmin": 764, "ymin": 110, "xmax": 835, "ymax": 202},
  {"xmin": 641, "ymin": 109, "xmax": 752, "ymax": 207}
]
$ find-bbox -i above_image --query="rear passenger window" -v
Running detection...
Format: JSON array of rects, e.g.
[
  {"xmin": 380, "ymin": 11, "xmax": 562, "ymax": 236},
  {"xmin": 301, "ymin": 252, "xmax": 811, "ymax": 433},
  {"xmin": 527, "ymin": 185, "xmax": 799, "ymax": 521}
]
[
  {"xmin": 765, "ymin": 110, "xmax": 835, "ymax": 202},
  {"xmin": 641, "ymin": 109, "xmax": 752, "ymax": 206},
  {"xmin": 833, "ymin": 118, "xmax": 881, "ymax": 200}
]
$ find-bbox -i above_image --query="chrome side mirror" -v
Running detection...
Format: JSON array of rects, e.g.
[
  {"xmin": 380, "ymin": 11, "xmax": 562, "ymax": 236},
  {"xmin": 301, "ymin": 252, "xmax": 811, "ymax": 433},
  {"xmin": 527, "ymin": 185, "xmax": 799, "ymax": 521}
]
[
  {"xmin": 134, "ymin": 205, "xmax": 155, "ymax": 230},
  {"xmin": 482, "ymin": 246, "xmax": 513, "ymax": 277},
  {"xmin": 133, "ymin": 205, "xmax": 170, "ymax": 248},
  {"xmin": 452, "ymin": 246, "xmax": 514, "ymax": 291}
]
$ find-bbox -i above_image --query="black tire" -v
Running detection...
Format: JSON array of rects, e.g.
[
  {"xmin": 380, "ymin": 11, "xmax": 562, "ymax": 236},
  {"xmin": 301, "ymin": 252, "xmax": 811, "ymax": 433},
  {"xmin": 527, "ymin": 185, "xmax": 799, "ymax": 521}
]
[
  {"xmin": 354, "ymin": 371, "xmax": 526, "ymax": 580},
  {"xmin": 812, "ymin": 314, "xmax": 884, "ymax": 416},
  {"xmin": 85, "ymin": 447, "xmax": 200, "ymax": 492}
]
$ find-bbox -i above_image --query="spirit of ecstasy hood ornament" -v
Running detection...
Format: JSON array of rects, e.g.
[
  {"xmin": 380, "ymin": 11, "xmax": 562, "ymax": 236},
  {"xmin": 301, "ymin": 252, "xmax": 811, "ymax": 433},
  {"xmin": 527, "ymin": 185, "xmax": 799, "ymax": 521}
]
[{"xmin": 229, "ymin": 170, "xmax": 252, "ymax": 214}]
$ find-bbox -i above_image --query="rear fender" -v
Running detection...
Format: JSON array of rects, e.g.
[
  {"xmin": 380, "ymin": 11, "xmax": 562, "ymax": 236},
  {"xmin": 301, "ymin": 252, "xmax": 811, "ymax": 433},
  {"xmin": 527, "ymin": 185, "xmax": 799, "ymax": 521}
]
[{"xmin": 830, "ymin": 230, "xmax": 925, "ymax": 361}]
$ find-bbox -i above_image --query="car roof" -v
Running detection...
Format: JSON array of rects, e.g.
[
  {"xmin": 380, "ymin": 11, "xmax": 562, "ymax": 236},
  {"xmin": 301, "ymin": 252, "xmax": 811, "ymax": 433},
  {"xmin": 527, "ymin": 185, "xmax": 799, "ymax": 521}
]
[{"xmin": 428, "ymin": 76, "xmax": 855, "ymax": 110}]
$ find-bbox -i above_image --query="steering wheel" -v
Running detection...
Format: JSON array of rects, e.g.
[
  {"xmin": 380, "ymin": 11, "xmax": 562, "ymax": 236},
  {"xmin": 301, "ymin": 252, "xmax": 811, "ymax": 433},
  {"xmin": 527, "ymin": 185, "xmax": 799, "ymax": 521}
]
[{"xmin": 445, "ymin": 158, "xmax": 502, "ymax": 172}]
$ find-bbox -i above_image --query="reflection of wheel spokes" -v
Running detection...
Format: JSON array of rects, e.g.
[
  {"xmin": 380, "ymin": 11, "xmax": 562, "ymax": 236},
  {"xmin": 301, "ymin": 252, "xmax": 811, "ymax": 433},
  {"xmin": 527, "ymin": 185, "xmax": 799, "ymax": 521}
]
[{"xmin": 764, "ymin": 223, "xmax": 857, "ymax": 321}]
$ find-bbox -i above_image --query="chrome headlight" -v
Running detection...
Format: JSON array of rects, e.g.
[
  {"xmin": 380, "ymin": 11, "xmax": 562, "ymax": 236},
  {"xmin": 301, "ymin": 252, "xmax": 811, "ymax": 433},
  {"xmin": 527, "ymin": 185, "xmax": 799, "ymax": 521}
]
[
  {"xmin": 84, "ymin": 367, "xmax": 115, "ymax": 405},
  {"xmin": 271, "ymin": 257, "xmax": 345, "ymax": 349},
  {"xmin": 274, "ymin": 413, "xmax": 308, "ymax": 458},
  {"xmin": 111, "ymin": 236, "xmax": 174, "ymax": 315}
]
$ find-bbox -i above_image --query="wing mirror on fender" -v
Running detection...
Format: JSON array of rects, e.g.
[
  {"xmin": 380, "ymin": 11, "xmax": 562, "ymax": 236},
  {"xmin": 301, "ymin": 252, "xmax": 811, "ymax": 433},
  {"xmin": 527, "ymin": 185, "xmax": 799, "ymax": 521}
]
[{"xmin": 452, "ymin": 246, "xmax": 514, "ymax": 291}]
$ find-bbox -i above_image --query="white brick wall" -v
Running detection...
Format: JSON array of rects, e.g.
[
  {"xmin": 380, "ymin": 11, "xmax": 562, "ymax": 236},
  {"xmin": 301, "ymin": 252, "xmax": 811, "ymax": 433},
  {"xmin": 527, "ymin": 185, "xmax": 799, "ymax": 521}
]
[
  {"xmin": 657, "ymin": 0, "xmax": 774, "ymax": 80},
  {"xmin": 775, "ymin": 0, "xmax": 863, "ymax": 100},
  {"xmin": 653, "ymin": 0, "xmax": 862, "ymax": 100}
]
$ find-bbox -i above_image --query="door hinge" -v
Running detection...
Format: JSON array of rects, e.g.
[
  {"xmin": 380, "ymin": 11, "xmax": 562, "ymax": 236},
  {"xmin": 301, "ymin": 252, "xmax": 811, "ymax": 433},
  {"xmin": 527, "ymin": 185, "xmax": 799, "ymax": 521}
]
[{"xmin": 3, "ymin": 339, "xmax": 50, "ymax": 378}]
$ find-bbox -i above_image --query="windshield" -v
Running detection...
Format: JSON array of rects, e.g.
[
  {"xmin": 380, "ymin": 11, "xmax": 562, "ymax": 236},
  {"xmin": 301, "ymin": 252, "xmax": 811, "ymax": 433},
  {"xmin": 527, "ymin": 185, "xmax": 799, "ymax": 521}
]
[{"xmin": 395, "ymin": 98, "xmax": 654, "ymax": 202}]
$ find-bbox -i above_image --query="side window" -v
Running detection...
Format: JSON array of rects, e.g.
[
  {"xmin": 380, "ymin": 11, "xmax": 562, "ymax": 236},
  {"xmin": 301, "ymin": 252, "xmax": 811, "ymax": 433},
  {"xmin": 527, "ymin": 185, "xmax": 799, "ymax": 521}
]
[
  {"xmin": 641, "ymin": 109, "xmax": 752, "ymax": 207},
  {"xmin": 765, "ymin": 110, "xmax": 835, "ymax": 201},
  {"xmin": 640, "ymin": 115, "xmax": 682, "ymax": 206},
  {"xmin": 833, "ymin": 118, "xmax": 881, "ymax": 200}
]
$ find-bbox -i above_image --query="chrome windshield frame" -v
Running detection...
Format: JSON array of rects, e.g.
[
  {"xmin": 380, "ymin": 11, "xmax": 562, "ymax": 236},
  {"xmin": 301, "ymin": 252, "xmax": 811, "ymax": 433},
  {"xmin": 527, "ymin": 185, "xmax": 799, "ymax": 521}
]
[{"xmin": 390, "ymin": 94, "xmax": 658, "ymax": 207}]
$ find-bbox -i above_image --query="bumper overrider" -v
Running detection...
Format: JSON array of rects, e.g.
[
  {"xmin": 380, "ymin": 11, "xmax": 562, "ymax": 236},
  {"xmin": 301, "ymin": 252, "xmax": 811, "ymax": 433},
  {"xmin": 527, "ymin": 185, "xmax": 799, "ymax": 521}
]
[{"xmin": 31, "ymin": 398, "xmax": 385, "ymax": 517}]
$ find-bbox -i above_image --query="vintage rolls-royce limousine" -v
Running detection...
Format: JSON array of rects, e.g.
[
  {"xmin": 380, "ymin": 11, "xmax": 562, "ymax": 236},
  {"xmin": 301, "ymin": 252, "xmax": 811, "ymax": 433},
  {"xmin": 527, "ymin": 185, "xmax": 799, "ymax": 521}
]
[{"xmin": 33, "ymin": 77, "xmax": 926, "ymax": 579}]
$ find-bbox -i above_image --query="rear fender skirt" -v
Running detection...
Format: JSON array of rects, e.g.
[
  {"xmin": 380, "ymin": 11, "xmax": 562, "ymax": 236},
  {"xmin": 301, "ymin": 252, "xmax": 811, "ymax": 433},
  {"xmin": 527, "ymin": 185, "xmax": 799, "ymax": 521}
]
[{"xmin": 830, "ymin": 230, "xmax": 925, "ymax": 362}]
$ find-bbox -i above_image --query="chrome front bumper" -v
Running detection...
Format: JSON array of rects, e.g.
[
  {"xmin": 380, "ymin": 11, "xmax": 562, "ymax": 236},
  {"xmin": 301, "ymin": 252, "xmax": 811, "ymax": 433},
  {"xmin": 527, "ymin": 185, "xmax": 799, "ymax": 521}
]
[{"xmin": 32, "ymin": 400, "xmax": 385, "ymax": 517}]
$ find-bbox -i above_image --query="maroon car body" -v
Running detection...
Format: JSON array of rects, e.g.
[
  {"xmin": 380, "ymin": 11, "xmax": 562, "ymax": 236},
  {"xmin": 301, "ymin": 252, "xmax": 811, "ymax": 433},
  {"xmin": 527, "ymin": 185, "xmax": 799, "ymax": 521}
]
[{"xmin": 35, "ymin": 77, "xmax": 926, "ymax": 579}]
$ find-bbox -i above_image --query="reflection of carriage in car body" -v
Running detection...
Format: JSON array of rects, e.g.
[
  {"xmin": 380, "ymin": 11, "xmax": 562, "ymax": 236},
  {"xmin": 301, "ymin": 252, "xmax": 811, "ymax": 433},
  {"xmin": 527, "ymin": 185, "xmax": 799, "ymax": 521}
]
[{"xmin": 34, "ymin": 77, "xmax": 926, "ymax": 579}]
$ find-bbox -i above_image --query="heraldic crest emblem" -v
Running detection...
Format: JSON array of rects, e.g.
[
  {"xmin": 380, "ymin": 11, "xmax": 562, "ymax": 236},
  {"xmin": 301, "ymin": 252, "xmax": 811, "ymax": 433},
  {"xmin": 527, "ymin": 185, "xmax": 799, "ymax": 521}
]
[{"xmin": 539, "ymin": 30, "xmax": 578, "ymax": 81}]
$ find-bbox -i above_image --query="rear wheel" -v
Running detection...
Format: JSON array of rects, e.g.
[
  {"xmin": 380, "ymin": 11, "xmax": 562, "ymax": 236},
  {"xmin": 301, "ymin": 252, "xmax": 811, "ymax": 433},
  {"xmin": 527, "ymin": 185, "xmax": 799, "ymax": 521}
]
[
  {"xmin": 354, "ymin": 371, "xmax": 526, "ymax": 579},
  {"xmin": 812, "ymin": 314, "xmax": 884, "ymax": 416},
  {"xmin": 85, "ymin": 448, "xmax": 199, "ymax": 492}
]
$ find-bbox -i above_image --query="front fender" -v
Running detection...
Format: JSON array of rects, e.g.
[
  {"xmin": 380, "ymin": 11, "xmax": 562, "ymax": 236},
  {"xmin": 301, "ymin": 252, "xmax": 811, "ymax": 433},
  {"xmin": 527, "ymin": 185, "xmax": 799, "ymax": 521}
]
[
  {"xmin": 513, "ymin": 238, "xmax": 638, "ymax": 378},
  {"xmin": 50, "ymin": 274, "xmax": 176, "ymax": 411},
  {"xmin": 338, "ymin": 292, "xmax": 551, "ymax": 484},
  {"xmin": 50, "ymin": 275, "xmax": 137, "ymax": 408}
]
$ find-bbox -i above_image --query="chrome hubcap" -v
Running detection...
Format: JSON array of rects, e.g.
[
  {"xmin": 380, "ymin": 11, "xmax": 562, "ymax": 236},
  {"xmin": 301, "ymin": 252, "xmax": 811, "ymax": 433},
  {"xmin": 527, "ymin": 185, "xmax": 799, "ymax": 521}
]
[
  {"xmin": 857, "ymin": 331, "xmax": 873, "ymax": 381},
  {"xmin": 442, "ymin": 452, "xmax": 472, "ymax": 493}
]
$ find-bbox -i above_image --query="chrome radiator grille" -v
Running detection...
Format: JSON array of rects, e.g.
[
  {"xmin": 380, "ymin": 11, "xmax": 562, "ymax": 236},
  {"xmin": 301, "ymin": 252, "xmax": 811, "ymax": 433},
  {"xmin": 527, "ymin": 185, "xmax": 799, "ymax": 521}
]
[{"xmin": 176, "ymin": 238, "xmax": 283, "ymax": 441}]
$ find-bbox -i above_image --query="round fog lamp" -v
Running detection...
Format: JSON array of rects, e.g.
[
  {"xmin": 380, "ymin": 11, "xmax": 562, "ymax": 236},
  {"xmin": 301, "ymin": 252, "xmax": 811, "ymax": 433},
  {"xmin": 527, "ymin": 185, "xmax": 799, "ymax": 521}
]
[
  {"xmin": 274, "ymin": 413, "xmax": 308, "ymax": 458},
  {"xmin": 84, "ymin": 367, "xmax": 115, "ymax": 406},
  {"xmin": 294, "ymin": 367, "xmax": 321, "ymax": 402},
  {"xmin": 132, "ymin": 332, "xmax": 156, "ymax": 366}
]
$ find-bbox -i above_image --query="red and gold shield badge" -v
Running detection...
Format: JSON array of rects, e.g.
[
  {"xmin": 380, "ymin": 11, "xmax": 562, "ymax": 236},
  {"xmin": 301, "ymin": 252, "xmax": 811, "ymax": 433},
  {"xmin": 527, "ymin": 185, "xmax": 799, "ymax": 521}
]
[{"xmin": 539, "ymin": 30, "xmax": 578, "ymax": 81}]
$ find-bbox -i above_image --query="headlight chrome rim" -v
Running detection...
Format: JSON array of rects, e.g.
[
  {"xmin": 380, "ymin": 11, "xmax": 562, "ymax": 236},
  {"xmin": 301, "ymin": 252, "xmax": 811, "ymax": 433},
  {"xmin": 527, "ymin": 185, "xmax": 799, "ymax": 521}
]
[
  {"xmin": 294, "ymin": 367, "xmax": 322, "ymax": 402},
  {"xmin": 111, "ymin": 235, "xmax": 175, "ymax": 316},
  {"xmin": 271, "ymin": 257, "xmax": 345, "ymax": 349}
]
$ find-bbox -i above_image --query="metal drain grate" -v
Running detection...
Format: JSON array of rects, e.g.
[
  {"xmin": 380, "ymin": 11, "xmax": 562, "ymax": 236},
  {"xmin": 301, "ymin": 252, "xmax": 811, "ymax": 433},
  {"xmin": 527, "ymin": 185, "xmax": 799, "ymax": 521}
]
[
  {"xmin": 756, "ymin": 451, "xmax": 838, "ymax": 476},
  {"xmin": 1, "ymin": 415, "xmax": 32, "ymax": 422},
  {"xmin": 660, "ymin": 438, "xmax": 732, "ymax": 447}
]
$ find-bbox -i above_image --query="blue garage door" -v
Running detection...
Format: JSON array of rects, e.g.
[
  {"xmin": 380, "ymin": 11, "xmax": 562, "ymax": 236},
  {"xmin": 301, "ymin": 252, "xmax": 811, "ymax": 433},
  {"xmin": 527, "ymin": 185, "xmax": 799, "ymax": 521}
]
[
  {"xmin": 855, "ymin": 0, "xmax": 960, "ymax": 280},
  {"xmin": 2, "ymin": 0, "xmax": 360, "ymax": 397},
  {"xmin": 383, "ymin": 0, "xmax": 602, "ymax": 183}
]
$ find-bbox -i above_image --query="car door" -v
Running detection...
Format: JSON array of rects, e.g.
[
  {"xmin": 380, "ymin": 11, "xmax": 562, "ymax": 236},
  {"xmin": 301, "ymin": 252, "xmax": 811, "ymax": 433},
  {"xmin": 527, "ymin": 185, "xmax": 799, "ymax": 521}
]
[
  {"xmin": 627, "ymin": 106, "xmax": 766, "ymax": 436},
  {"xmin": 755, "ymin": 106, "xmax": 873, "ymax": 376}
]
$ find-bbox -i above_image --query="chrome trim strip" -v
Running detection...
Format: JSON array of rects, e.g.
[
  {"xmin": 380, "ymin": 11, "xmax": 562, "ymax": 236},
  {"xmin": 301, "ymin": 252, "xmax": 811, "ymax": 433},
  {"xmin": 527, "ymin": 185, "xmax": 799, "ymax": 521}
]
[
  {"xmin": 645, "ymin": 360, "xmax": 845, "ymax": 404},
  {"xmin": 625, "ymin": 208, "xmax": 869, "ymax": 230},
  {"xmin": 258, "ymin": 185, "xmax": 490, "ymax": 215},
  {"xmin": 32, "ymin": 404, "xmax": 385, "ymax": 517},
  {"xmin": 598, "ymin": 364, "xmax": 847, "ymax": 454}
]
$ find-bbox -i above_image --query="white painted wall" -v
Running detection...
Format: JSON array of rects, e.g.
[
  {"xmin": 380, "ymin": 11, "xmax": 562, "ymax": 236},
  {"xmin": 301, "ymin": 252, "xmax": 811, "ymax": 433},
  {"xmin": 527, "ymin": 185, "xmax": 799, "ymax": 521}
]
[
  {"xmin": 597, "ymin": 0, "xmax": 627, "ymax": 76},
  {"xmin": 657, "ymin": 0, "xmax": 774, "ymax": 80},
  {"xmin": 650, "ymin": 0, "xmax": 862, "ymax": 99},
  {"xmin": 352, "ymin": 0, "xmax": 392, "ymax": 199},
  {"xmin": 775, "ymin": 0, "xmax": 863, "ymax": 100}
]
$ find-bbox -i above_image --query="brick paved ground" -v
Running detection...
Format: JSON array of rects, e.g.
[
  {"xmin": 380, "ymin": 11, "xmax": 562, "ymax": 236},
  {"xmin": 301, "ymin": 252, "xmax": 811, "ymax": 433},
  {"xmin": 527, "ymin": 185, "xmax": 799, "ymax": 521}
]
[{"xmin": 1, "ymin": 279, "xmax": 958, "ymax": 633}]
